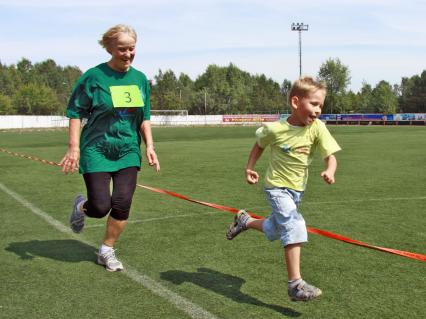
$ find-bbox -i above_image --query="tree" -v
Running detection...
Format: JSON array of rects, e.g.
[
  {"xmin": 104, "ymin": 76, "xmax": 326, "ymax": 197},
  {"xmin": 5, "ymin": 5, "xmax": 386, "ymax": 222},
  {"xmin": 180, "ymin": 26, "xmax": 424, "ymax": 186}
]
[
  {"xmin": 371, "ymin": 81, "xmax": 398, "ymax": 114},
  {"xmin": 280, "ymin": 79, "xmax": 292, "ymax": 113},
  {"xmin": 317, "ymin": 58, "xmax": 351, "ymax": 113},
  {"xmin": 13, "ymin": 83, "xmax": 60, "ymax": 115},
  {"xmin": 251, "ymin": 75, "xmax": 283, "ymax": 114},
  {"xmin": 399, "ymin": 70, "xmax": 426, "ymax": 113},
  {"xmin": 356, "ymin": 82, "xmax": 374, "ymax": 113},
  {"xmin": 0, "ymin": 94, "xmax": 15, "ymax": 114},
  {"xmin": 16, "ymin": 58, "xmax": 35, "ymax": 84},
  {"xmin": 152, "ymin": 69, "xmax": 181, "ymax": 110},
  {"xmin": 194, "ymin": 64, "xmax": 233, "ymax": 114},
  {"xmin": 177, "ymin": 73, "xmax": 195, "ymax": 110},
  {"xmin": 0, "ymin": 62, "xmax": 21, "ymax": 96}
]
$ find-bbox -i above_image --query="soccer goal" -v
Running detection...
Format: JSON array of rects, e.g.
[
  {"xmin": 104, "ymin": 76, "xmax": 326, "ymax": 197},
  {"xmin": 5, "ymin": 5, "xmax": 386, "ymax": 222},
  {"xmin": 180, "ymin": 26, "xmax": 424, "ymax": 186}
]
[{"xmin": 150, "ymin": 110, "xmax": 189, "ymax": 126}]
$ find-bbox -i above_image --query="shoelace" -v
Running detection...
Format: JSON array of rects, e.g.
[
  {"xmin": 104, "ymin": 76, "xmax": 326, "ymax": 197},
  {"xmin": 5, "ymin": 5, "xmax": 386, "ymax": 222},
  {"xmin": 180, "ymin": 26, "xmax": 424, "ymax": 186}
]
[{"xmin": 103, "ymin": 250, "xmax": 120, "ymax": 265}]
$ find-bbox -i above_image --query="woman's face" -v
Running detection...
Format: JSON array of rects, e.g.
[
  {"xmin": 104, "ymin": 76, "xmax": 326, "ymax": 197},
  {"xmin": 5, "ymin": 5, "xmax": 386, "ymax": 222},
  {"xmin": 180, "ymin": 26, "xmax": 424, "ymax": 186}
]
[{"xmin": 108, "ymin": 33, "xmax": 136, "ymax": 72}]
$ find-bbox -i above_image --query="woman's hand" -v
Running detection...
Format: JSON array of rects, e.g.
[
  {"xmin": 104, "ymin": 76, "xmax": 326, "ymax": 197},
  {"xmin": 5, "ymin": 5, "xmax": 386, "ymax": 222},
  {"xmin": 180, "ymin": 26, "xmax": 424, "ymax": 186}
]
[
  {"xmin": 146, "ymin": 146, "xmax": 160, "ymax": 172},
  {"xmin": 60, "ymin": 147, "xmax": 80, "ymax": 174}
]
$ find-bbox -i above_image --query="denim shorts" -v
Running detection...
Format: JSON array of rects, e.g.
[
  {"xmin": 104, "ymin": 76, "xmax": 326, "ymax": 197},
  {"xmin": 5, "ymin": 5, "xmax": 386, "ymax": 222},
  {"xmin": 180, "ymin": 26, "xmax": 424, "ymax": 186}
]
[{"xmin": 262, "ymin": 187, "xmax": 308, "ymax": 246}]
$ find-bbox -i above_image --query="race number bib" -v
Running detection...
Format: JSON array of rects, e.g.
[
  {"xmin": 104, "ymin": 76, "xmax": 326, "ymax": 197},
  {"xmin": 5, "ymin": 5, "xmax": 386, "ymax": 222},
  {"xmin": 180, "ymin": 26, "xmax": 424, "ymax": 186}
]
[{"xmin": 110, "ymin": 85, "xmax": 144, "ymax": 108}]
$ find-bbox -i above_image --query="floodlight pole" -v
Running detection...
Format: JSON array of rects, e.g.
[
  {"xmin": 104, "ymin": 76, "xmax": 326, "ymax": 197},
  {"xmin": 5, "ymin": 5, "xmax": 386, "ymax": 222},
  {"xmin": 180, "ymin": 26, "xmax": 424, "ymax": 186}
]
[{"xmin": 291, "ymin": 22, "xmax": 309, "ymax": 77}]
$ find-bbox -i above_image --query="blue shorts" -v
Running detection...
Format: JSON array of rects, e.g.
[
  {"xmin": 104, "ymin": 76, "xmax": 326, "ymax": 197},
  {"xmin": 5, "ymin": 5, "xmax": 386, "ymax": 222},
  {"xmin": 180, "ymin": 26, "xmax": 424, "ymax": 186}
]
[{"xmin": 262, "ymin": 187, "xmax": 308, "ymax": 246}]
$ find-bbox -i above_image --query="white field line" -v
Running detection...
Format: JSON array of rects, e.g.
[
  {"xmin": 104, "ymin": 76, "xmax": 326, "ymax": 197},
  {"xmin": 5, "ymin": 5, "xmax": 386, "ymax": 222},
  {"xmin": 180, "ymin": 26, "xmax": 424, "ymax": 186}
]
[
  {"xmin": 304, "ymin": 196, "xmax": 426, "ymax": 205},
  {"xmin": 0, "ymin": 182, "xmax": 219, "ymax": 319},
  {"xmin": 86, "ymin": 195, "xmax": 426, "ymax": 229},
  {"xmin": 85, "ymin": 211, "xmax": 218, "ymax": 228}
]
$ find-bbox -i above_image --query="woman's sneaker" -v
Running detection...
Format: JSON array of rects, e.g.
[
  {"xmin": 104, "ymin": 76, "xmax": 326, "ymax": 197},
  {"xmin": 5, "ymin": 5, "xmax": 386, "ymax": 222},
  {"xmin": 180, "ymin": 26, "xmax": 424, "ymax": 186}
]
[
  {"xmin": 226, "ymin": 210, "xmax": 250, "ymax": 240},
  {"xmin": 288, "ymin": 279, "xmax": 322, "ymax": 301},
  {"xmin": 97, "ymin": 249, "xmax": 124, "ymax": 272},
  {"xmin": 70, "ymin": 195, "xmax": 85, "ymax": 233}
]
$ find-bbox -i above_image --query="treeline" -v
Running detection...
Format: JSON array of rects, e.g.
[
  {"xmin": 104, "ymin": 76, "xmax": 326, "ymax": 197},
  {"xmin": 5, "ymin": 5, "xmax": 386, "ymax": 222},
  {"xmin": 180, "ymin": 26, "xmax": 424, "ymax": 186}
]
[
  {"xmin": 0, "ymin": 59, "xmax": 82, "ymax": 115},
  {"xmin": 1, "ymin": 58, "xmax": 425, "ymax": 115}
]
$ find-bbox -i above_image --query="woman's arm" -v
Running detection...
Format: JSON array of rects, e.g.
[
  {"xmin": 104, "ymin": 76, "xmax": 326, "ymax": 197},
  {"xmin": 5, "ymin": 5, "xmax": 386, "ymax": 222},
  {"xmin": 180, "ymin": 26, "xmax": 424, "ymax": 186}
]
[
  {"xmin": 60, "ymin": 118, "xmax": 81, "ymax": 174},
  {"xmin": 140, "ymin": 120, "xmax": 160, "ymax": 172}
]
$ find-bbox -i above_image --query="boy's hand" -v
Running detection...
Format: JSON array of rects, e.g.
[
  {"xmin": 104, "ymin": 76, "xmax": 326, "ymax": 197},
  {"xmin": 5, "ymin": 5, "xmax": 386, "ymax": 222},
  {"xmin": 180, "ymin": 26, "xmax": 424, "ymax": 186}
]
[
  {"xmin": 321, "ymin": 170, "xmax": 335, "ymax": 184},
  {"xmin": 246, "ymin": 169, "xmax": 259, "ymax": 184}
]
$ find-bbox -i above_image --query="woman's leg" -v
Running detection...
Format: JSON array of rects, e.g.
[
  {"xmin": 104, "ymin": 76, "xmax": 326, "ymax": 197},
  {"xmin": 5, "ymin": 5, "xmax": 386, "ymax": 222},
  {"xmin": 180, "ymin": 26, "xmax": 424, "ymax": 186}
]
[{"xmin": 102, "ymin": 167, "xmax": 138, "ymax": 247}]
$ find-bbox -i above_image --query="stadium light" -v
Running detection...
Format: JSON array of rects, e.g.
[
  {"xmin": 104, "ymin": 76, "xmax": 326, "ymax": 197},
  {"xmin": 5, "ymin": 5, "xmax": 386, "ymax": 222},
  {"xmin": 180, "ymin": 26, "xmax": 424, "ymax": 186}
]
[{"xmin": 291, "ymin": 22, "xmax": 309, "ymax": 77}]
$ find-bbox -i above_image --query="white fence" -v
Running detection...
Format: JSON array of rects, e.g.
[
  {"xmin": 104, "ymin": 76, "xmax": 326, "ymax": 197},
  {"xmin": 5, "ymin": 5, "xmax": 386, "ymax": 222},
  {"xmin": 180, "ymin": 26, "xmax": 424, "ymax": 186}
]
[
  {"xmin": 0, "ymin": 116, "xmax": 69, "ymax": 129},
  {"xmin": 0, "ymin": 115, "xmax": 226, "ymax": 129}
]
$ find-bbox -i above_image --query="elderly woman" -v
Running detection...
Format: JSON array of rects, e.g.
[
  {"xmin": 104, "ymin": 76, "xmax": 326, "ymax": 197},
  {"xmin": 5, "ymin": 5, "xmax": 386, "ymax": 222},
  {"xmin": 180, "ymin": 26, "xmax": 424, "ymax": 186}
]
[{"xmin": 60, "ymin": 24, "xmax": 160, "ymax": 272}]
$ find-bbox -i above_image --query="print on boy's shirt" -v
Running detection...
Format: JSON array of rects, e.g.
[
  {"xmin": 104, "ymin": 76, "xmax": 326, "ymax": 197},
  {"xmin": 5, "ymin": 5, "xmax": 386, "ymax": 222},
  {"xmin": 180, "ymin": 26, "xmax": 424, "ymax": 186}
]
[
  {"xmin": 281, "ymin": 144, "xmax": 291, "ymax": 153},
  {"xmin": 280, "ymin": 144, "xmax": 311, "ymax": 155}
]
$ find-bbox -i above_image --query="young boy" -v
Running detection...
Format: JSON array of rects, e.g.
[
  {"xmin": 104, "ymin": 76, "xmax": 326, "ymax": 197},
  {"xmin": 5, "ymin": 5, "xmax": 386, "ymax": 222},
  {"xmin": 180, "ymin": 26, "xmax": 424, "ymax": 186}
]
[{"xmin": 226, "ymin": 76, "xmax": 341, "ymax": 301}]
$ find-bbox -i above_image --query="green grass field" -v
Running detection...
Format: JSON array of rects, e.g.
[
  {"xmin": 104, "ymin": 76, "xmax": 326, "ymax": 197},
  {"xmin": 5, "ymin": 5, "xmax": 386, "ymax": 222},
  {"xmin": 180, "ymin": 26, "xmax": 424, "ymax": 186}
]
[{"xmin": 1, "ymin": 125, "xmax": 425, "ymax": 318}]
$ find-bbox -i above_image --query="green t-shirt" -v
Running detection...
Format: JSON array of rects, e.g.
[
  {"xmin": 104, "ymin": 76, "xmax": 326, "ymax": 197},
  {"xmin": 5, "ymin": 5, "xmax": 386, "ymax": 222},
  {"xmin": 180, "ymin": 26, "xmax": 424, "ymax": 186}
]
[
  {"xmin": 256, "ymin": 119, "xmax": 341, "ymax": 191},
  {"xmin": 66, "ymin": 63, "xmax": 151, "ymax": 173}
]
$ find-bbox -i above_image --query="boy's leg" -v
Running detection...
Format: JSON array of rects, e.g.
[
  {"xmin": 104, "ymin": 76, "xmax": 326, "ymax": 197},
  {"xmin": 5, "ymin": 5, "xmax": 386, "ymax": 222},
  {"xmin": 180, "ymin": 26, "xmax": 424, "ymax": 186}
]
[
  {"xmin": 285, "ymin": 242, "xmax": 322, "ymax": 301},
  {"xmin": 284, "ymin": 243, "xmax": 301, "ymax": 280},
  {"xmin": 247, "ymin": 218, "xmax": 265, "ymax": 232},
  {"xmin": 226, "ymin": 210, "xmax": 252, "ymax": 240},
  {"xmin": 264, "ymin": 188, "xmax": 322, "ymax": 301}
]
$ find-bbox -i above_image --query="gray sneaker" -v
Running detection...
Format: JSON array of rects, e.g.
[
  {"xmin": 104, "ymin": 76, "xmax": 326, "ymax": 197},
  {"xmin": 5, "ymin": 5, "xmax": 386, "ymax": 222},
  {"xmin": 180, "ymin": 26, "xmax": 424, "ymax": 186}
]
[
  {"xmin": 288, "ymin": 280, "xmax": 322, "ymax": 301},
  {"xmin": 97, "ymin": 249, "xmax": 124, "ymax": 272},
  {"xmin": 226, "ymin": 210, "xmax": 251, "ymax": 240},
  {"xmin": 70, "ymin": 195, "xmax": 85, "ymax": 233}
]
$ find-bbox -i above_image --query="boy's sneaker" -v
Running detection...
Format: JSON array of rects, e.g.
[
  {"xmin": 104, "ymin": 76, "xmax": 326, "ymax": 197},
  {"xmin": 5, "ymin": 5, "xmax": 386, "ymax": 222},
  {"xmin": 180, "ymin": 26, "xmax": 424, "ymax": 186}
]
[
  {"xmin": 70, "ymin": 195, "xmax": 85, "ymax": 233},
  {"xmin": 288, "ymin": 279, "xmax": 322, "ymax": 301},
  {"xmin": 97, "ymin": 249, "xmax": 124, "ymax": 272},
  {"xmin": 226, "ymin": 209, "xmax": 250, "ymax": 240}
]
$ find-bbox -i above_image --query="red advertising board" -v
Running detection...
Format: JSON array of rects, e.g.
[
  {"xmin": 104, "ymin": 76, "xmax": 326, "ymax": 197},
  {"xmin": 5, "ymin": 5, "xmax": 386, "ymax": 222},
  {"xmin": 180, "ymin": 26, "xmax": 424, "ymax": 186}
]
[{"xmin": 222, "ymin": 114, "xmax": 280, "ymax": 123}]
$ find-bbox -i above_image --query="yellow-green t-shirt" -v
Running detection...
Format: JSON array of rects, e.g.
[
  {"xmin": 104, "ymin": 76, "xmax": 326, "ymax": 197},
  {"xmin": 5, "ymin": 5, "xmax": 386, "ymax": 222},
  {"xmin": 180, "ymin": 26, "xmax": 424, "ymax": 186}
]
[{"xmin": 256, "ymin": 119, "xmax": 341, "ymax": 191}]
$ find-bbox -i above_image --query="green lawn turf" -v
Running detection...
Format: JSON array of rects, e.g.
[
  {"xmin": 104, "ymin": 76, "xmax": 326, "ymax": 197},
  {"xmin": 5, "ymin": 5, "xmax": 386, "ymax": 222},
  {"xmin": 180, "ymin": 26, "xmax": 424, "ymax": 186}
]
[{"xmin": 0, "ymin": 125, "xmax": 425, "ymax": 318}]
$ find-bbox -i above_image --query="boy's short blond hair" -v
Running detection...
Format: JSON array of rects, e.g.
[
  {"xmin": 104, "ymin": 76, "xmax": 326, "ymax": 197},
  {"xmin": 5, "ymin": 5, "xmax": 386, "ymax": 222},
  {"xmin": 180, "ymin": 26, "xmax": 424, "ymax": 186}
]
[
  {"xmin": 288, "ymin": 76, "xmax": 327, "ymax": 102},
  {"xmin": 98, "ymin": 24, "xmax": 137, "ymax": 50}
]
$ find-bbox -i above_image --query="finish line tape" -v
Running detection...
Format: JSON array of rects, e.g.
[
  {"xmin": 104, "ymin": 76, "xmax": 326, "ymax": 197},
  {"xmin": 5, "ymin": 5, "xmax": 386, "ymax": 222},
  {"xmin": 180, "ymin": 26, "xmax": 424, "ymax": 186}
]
[{"xmin": 1, "ymin": 147, "xmax": 425, "ymax": 263}]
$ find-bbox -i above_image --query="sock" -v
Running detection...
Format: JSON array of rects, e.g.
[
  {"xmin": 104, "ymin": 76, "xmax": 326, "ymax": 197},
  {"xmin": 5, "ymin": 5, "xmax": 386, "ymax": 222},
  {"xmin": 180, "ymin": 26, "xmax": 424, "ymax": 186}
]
[
  {"xmin": 288, "ymin": 278, "xmax": 303, "ymax": 288},
  {"xmin": 99, "ymin": 244, "xmax": 113, "ymax": 255},
  {"xmin": 77, "ymin": 201, "xmax": 86, "ymax": 216},
  {"xmin": 80, "ymin": 201, "xmax": 87, "ymax": 214}
]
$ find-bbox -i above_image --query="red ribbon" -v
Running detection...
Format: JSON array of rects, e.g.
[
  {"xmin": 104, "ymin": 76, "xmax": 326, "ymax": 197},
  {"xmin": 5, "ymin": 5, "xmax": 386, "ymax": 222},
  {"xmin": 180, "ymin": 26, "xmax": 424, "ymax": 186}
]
[
  {"xmin": 1, "ymin": 148, "xmax": 425, "ymax": 262},
  {"xmin": 137, "ymin": 184, "xmax": 426, "ymax": 263}
]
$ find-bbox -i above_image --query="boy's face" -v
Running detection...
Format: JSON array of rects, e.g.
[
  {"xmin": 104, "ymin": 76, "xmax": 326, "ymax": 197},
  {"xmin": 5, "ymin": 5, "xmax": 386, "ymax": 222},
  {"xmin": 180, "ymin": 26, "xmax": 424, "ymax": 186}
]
[{"xmin": 289, "ymin": 89, "xmax": 326, "ymax": 126}]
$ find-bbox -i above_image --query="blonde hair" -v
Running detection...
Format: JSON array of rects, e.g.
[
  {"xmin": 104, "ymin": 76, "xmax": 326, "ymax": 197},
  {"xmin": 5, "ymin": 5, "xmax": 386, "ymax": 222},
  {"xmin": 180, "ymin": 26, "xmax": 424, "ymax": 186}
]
[
  {"xmin": 98, "ymin": 24, "xmax": 137, "ymax": 50},
  {"xmin": 288, "ymin": 76, "xmax": 327, "ymax": 103}
]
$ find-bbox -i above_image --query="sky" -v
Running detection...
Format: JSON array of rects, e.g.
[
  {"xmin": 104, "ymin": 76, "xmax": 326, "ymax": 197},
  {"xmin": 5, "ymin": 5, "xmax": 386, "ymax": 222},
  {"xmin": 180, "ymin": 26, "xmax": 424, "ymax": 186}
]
[{"xmin": 1, "ymin": 0, "xmax": 425, "ymax": 92}]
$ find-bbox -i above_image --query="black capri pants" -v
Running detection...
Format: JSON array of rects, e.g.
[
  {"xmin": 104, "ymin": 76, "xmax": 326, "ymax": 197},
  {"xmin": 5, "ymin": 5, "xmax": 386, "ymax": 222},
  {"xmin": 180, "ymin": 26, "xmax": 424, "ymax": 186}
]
[{"xmin": 82, "ymin": 166, "xmax": 138, "ymax": 221}]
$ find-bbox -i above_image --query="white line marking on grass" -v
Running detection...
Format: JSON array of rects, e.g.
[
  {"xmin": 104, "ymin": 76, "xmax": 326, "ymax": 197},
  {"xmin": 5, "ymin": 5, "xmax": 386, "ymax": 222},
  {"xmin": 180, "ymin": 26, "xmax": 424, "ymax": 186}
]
[
  {"xmin": 85, "ymin": 211, "xmax": 218, "ymax": 228},
  {"xmin": 0, "ymin": 182, "xmax": 219, "ymax": 319},
  {"xmin": 305, "ymin": 196, "xmax": 426, "ymax": 205},
  {"xmin": 85, "ymin": 195, "xmax": 426, "ymax": 229}
]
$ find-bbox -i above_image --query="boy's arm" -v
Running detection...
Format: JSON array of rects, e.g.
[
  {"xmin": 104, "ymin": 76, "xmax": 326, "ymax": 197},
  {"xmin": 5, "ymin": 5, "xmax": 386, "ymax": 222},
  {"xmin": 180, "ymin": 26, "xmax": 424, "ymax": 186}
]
[
  {"xmin": 320, "ymin": 154, "xmax": 337, "ymax": 184},
  {"xmin": 245, "ymin": 142, "xmax": 264, "ymax": 184}
]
